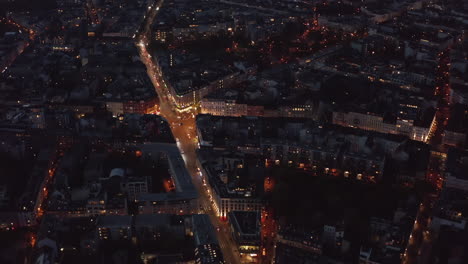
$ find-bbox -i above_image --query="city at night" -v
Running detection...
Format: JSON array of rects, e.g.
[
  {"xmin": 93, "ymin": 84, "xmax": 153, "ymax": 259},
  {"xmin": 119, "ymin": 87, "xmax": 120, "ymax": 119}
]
[{"xmin": 0, "ymin": 0, "xmax": 467, "ymax": 263}]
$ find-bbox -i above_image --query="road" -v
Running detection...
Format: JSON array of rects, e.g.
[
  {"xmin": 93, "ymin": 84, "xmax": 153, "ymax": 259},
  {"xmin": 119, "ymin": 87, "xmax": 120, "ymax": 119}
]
[
  {"xmin": 137, "ymin": 2, "xmax": 241, "ymax": 263},
  {"xmin": 0, "ymin": 17, "xmax": 35, "ymax": 74},
  {"xmin": 261, "ymin": 206, "xmax": 277, "ymax": 264},
  {"xmin": 403, "ymin": 46, "xmax": 453, "ymax": 264},
  {"xmin": 429, "ymin": 48, "xmax": 452, "ymax": 147}
]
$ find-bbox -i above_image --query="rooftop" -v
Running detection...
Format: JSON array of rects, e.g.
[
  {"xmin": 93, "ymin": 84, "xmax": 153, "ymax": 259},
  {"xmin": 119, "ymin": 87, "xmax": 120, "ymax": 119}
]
[{"xmin": 228, "ymin": 211, "xmax": 260, "ymax": 236}]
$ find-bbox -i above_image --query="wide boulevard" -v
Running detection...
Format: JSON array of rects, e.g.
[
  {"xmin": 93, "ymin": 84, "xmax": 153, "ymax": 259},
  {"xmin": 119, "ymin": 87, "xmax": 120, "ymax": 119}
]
[{"xmin": 137, "ymin": 1, "xmax": 242, "ymax": 263}]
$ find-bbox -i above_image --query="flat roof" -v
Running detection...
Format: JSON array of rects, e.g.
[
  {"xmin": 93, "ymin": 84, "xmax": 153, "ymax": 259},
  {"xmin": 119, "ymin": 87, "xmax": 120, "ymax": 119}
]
[{"xmin": 137, "ymin": 142, "xmax": 198, "ymax": 201}]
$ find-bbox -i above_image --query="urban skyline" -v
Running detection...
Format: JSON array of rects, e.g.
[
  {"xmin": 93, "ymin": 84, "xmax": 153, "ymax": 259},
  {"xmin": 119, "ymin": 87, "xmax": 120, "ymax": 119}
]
[{"xmin": 0, "ymin": 0, "xmax": 467, "ymax": 264}]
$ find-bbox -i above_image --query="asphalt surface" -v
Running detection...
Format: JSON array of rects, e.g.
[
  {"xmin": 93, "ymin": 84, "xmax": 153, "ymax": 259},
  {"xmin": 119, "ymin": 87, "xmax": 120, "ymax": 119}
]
[{"xmin": 137, "ymin": 2, "xmax": 241, "ymax": 263}]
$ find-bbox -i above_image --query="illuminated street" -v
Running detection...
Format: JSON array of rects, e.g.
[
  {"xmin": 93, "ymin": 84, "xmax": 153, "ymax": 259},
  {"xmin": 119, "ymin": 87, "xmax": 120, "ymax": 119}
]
[
  {"xmin": 137, "ymin": 1, "xmax": 241, "ymax": 263},
  {"xmin": 0, "ymin": 17, "xmax": 35, "ymax": 74},
  {"xmin": 403, "ymin": 45, "xmax": 454, "ymax": 264},
  {"xmin": 260, "ymin": 207, "xmax": 277, "ymax": 264}
]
